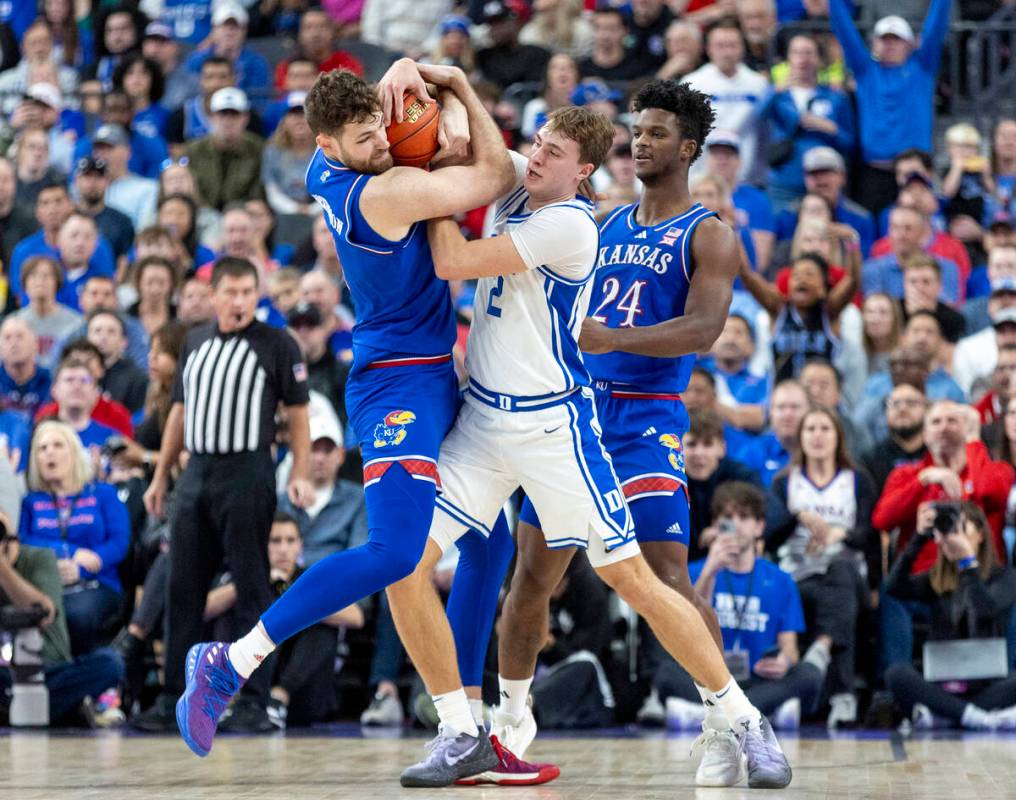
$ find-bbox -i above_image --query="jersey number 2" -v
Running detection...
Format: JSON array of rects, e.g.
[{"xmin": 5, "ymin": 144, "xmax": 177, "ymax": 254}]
[
  {"xmin": 486, "ymin": 276, "xmax": 504, "ymax": 318},
  {"xmin": 590, "ymin": 278, "xmax": 647, "ymax": 327}
]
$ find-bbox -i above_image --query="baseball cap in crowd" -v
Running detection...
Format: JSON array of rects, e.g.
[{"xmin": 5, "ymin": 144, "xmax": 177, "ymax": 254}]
[
  {"xmin": 75, "ymin": 155, "xmax": 107, "ymax": 176},
  {"xmin": 803, "ymin": 146, "xmax": 845, "ymax": 174},
  {"xmin": 706, "ymin": 130, "xmax": 741, "ymax": 152},
  {"xmin": 143, "ymin": 21, "xmax": 174, "ymax": 40},
  {"xmin": 901, "ymin": 171, "xmax": 934, "ymax": 190},
  {"xmin": 212, "ymin": 2, "xmax": 249, "ymax": 27},
  {"xmin": 571, "ymin": 79, "xmax": 622, "ymax": 107},
  {"xmin": 440, "ymin": 15, "xmax": 471, "ymax": 37},
  {"xmin": 287, "ymin": 302, "xmax": 323, "ymax": 328},
  {"xmin": 482, "ymin": 0, "xmax": 531, "ymax": 24},
  {"xmin": 93, "ymin": 123, "xmax": 130, "ymax": 147},
  {"xmin": 874, "ymin": 15, "xmax": 915, "ymax": 44},
  {"xmin": 991, "ymin": 277, "xmax": 1016, "ymax": 297},
  {"xmin": 309, "ymin": 412, "xmax": 344, "ymax": 449},
  {"xmin": 285, "ymin": 91, "xmax": 307, "ymax": 111},
  {"xmin": 24, "ymin": 83, "xmax": 62, "ymax": 110},
  {"xmin": 992, "ymin": 307, "xmax": 1016, "ymax": 327},
  {"xmin": 210, "ymin": 87, "xmax": 250, "ymax": 113}
]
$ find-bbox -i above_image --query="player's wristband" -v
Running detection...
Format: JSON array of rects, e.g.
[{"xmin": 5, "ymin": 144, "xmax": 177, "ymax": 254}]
[{"xmin": 957, "ymin": 556, "xmax": 978, "ymax": 572}]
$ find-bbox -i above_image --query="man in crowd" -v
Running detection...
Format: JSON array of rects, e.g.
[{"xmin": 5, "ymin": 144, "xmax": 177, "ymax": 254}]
[
  {"xmin": 699, "ymin": 313, "xmax": 768, "ymax": 445},
  {"xmin": 872, "ymin": 400, "xmax": 1013, "ymax": 670},
  {"xmin": 91, "ymin": 124, "xmax": 159, "ymax": 233},
  {"xmin": 476, "ymin": 0, "xmax": 552, "ymax": 87},
  {"xmin": 298, "ymin": 270, "xmax": 353, "ymax": 364},
  {"xmin": 0, "ymin": 156, "xmax": 38, "ymax": 270},
  {"xmin": 73, "ymin": 156, "xmax": 134, "ymax": 268},
  {"xmin": 829, "ymin": 0, "xmax": 951, "ymax": 214},
  {"xmin": 276, "ymin": 412, "xmax": 367, "ymax": 566},
  {"xmin": 59, "ymin": 275, "xmax": 149, "ymax": 371},
  {"xmin": 975, "ymin": 344, "xmax": 1016, "ymax": 426},
  {"xmin": 963, "ymin": 245, "xmax": 1016, "ymax": 335},
  {"xmin": 738, "ymin": 379, "xmax": 809, "ymax": 487},
  {"xmin": 0, "ymin": 317, "xmax": 50, "ymax": 419},
  {"xmin": 899, "ymin": 255, "xmax": 965, "ymax": 344},
  {"xmin": 799, "ymin": 358, "xmax": 871, "ymax": 458},
  {"xmin": 166, "ymin": 56, "xmax": 249, "ymax": 156},
  {"xmin": 738, "ymin": 0, "xmax": 778, "ymax": 72},
  {"xmin": 271, "ymin": 9, "xmax": 363, "ymax": 91},
  {"xmin": 705, "ymin": 131, "xmax": 776, "ymax": 271},
  {"xmin": 184, "ymin": 3, "xmax": 270, "ymax": 107},
  {"xmin": 629, "ymin": 0, "xmax": 675, "ymax": 76},
  {"xmin": 11, "ymin": 257, "xmax": 82, "ymax": 370},
  {"xmin": 579, "ymin": 7, "xmax": 646, "ymax": 83},
  {"xmin": 760, "ymin": 33, "xmax": 856, "ymax": 210},
  {"xmin": 684, "ymin": 409, "xmax": 763, "ymax": 562},
  {"xmin": 0, "ymin": 510, "xmax": 125, "ymax": 727},
  {"xmin": 685, "ymin": 18, "xmax": 769, "ymax": 183},
  {"xmin": 54, "ymin": 214, "xmax": 114, "ymax": 311},
  {"xmin": 286, "ymin": 302, "xmax": 350, "ymax": 427},
  {"xmin": 954, "ymin": 303, "xmax": 1016, "ymax": 399},
  {"xmin": 141, "ymin": 21, "xmax": 199, "ymax": 111},
  {"xmin": 9, "ymin": 181, "xmax": 116, "ymax": 304},
  {"xmin": 86, "ymin": 309, "xmax": 148, "ymax": 415},
  {"xmin": 185, "ymin": 88, "xmax": 265, "ymax": 212},
  {"xmin": 859, "ymin": 381, "xmax": 929, "ymax": 495},
  {"xmin": 862, "ymin": 206, "xmax": 961, "ymax": 304},
  {"xmin": 774, "ymin": 147, "xmax": 875, "ymax": 256},
  {"xmin": 46, "ymin": 356, "xmax": 120, "ymax": 451}
]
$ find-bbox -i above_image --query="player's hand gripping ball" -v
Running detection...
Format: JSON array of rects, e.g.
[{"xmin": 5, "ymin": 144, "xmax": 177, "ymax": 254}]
[{"xmin": 385, "ymin": 92, "xmax": 441, "ymax": 169}]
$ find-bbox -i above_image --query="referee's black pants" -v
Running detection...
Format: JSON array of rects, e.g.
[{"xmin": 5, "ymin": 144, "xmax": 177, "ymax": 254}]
[{"xmin": 164, "ymin": 451, "xmax": 277, "ymax": 702}]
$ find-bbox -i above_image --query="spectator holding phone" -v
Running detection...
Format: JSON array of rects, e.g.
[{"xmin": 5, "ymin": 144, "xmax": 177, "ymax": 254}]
[
  {"xmin": 885, "ymin": 502, "xmax": 1016, "ymax": 730},
  {"xmin": 659, "ymin": 482, "xmax": 825, "ymax": 731}
]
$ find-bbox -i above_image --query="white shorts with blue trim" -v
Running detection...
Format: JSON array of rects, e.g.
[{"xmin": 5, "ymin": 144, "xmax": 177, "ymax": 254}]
[{"xmin": 429, "ymin": 388, "xmax": 640, "ymax": 568}]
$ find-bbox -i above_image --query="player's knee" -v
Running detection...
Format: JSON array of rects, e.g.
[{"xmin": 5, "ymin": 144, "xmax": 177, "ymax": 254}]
[
  {"xmin": 596, "ymin": 556, "xmax": 648, "ymax": 601},
  {"xmin": 511, "ymin": 558, "xmax": 560, "ymax": 600}
]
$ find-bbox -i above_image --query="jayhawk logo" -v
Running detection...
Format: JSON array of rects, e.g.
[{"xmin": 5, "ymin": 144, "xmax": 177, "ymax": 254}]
[
  {"xmin": 374, "ymin": 410, "xmax": 416, "ymax": 447},
  {"xmin": 659, "ymin": 433, "xmax": 684, "ymax": 472}
]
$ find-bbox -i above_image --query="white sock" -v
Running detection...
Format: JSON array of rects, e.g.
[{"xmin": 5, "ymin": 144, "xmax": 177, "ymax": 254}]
[
  {"xmin": 497, "ymin": 675, "xmax": 532, "ymax": 722},
  {"xmin": 228, "ymin": 622, "xmax": 276, "ymax": 679},
  {"xmin": 468, "ymin": 698, "xmax": 485, "ymax": 728},
  {"xmin": 961, "ymin": 703, "xmax": 993, "ymax": 730},
  {"xmin": 707, "ymin": 678, "xmax": 761, "ymax": 732},
  {"xmin": 803, "ymin": 640, "xmax": 832, "ymax": 677},
  {"xmin": 433, "ymin": 688, "xmax": 478, "ymax": 737},
  {"xmin": 696, "ymin": 682, "xmax": 730, "ymax": 731}
]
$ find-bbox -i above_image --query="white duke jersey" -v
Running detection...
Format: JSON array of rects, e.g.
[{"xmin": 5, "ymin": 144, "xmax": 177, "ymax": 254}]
[{"xmin": 465, "ymin": 151, "xmax": 599, "ymax": 403}]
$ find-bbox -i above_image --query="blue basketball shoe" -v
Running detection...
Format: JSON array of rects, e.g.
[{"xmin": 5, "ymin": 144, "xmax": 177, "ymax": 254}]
[{"xmin": 176, "ymin": 641, "xmax": 245, "ymax": 757}]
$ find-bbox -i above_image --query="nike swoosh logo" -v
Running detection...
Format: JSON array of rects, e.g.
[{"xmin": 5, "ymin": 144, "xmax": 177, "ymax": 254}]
[
  {"xmin": 445, "ymin": 740, "xmax": 477, "ymax": 766},
  {"xmin": 544, "ymin": 426, "xmax": 562, "ymax": 434}
]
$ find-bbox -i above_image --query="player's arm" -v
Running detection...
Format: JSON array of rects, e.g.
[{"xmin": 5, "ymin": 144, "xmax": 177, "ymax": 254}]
[
  {"xmin": 580, "ymin": 218, "xmax": 740, "ymax": 358},
  {"xmin": 362, "ymin": 64, "xmax": 514, "ymax": 234},
  {"xmin": 826, "ymin": 225, "xmax": 862, "ymax": 319},
  {"xmin": 428, "ymin": 217, "xmax": 528, "ymax": 280}
]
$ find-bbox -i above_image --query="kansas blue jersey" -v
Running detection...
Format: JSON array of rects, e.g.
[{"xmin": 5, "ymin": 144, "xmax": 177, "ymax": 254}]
[
  {"xmin": 305, "ymin": 149, "xmax": 456, "ymax": 367},
  {"xmin": 583, "ymin": 202, "xmax": 718, "ymax": 394}
]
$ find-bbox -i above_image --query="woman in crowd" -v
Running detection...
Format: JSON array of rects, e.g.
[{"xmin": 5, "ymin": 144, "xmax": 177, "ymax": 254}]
[
  {"xmin": 42, "ymin": 0, "xmax": 93, "ymax": 68},
  {"xmin": 158, "ymin": 159, "xmax": 220, "ymax": 246},
  {"xmin": 428, "ymin": 16, "xmax": 475, "ymax": 72},
  {"xmin": 157, "ymin": 193, "xmax": 216, "ymax": 270},
  {"xmin": 657, "ymin": 20, "xmax": 704, "ymax": 81},
  {"xmin": 113, "ymin": 54, "xmax": 168, "ymax": 139},
  {"xmin": 245, "ymin": 198, "xmax": 293, "ymax": 268},
  {"xmin": 520, "ymin": 0, "xmax": 593, "ymax": 60},
  {"xmin": 886, "ymin": 503, "xmax": 1016, "ymax": 730},
  {"xmin": 991, "ymin": 118, "xmax": 1016, "ymax": 221},
  {"xmin": 127, "ymin": 256, "xmax": 177, "ymax": 337},
  {"xmin": 738, "ymin": 243, "xmax": 860, "ymax": 384},
  {"xmin": 13, "ymin": 255, "xmax": 82, "ymax": 370},
  {"xmin": 767, "ymin": 406, "xmax": 876, "ymax": 727},
  {"xmin": 19, "ymin": 420, "xmax": 130, "ymax": 655},
  {"xmin": 521, "ymin": 53, "xmax": 580, "ymax": 140},
  {"xmin": 262, "ymin": 100, "xmax": 317, "ymax": 216},
  {"xmin": 861, "ymin": 292, "xmax": 904, "ymax": 376}
]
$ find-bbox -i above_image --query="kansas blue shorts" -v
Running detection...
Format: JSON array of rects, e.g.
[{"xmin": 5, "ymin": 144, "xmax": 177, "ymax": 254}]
[
  {"xmin": 520, "ymin": 382, "xmax": 690, "ymax": 546},
  {"xmin": 346, "ymin": 355, "xmax": 460, "ymax": 488}
]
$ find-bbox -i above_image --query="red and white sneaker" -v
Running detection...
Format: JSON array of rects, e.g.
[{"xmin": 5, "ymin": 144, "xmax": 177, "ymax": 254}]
[{"xmin": 455, "ymin": 735, "xmax": 560, "ymax": 786}]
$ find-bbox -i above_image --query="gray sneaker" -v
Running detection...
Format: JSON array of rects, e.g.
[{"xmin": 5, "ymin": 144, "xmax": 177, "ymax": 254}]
[
  {"xmin": 736, "ymin": 715, "xmax": 792, "ymax": 789},
  {"xmin": 400, "ymin": 727, "xmax": 499, "ymax": 788},
  {"xmin": 360, "ymin": 692, "xmax": 403, "ymax": 727}
]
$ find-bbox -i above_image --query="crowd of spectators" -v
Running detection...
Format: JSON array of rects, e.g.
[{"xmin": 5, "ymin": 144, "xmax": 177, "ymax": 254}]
[{"xmin": 2, "ymin": 0, "xmax": 1016, "ymax": 735}]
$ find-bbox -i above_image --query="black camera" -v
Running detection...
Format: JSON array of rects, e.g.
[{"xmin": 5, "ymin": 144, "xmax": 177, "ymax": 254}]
[
  {"xmin": 100, "ymin": 436, "xmax": 128, "ymax": 460},
  {"xmin": 932, "ymin": 502, "xmax": 962, "ymax": 536},
  {"xmin": 0, "ymin": 604, "xmax": 48, "ymax": 631}
]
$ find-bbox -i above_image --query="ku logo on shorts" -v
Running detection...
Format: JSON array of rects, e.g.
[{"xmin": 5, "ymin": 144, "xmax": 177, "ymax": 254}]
[
  {"xmin": 659, "ymin": 433, "xmax": 684, "ymax": 473},
  {"xmin": 373, "ymin": 410, "xmax": 417, "ymax": 448}
]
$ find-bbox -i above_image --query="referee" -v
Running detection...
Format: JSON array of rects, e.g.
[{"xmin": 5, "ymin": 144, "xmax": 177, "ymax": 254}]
[{"xmin": 138, "ymin": 257, "xmax": 313, "ymax": 732}]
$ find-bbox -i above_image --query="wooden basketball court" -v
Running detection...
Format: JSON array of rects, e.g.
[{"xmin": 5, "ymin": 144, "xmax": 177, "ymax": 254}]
[{"xmin": 3, "ymin": 726, "xmax": 1015, "ymax": 799}]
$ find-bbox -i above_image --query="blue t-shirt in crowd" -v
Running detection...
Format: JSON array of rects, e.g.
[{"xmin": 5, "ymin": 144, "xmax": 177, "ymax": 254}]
[
  {"xmin": 733, "ymin": 184, "xmax": 776, "ymax": 235},
  {"xmin": 0, "ymin": 411, "xmax": 31, "ymax": 472},
  {"xmin": 162, "ymin": 0, "xmax": 213, "ymax": 44},
  {"xmin": 185, "ymin": 46, "xmax": 271, "ymax": 109},
  {"xmin": 19, "ymin": 482, "xmax": 130, "ymax": 593},
  {"xmin": 0, "ymin": 0, "xmax": 37, "ymax": 37},
  {"xmin": 775, "ymin": 197, "xmax": 876, "ymax": 257},
  {"xmin": 77, "ymin": 419, "xmax": 120, "ymax": 450},
  {"xmin": 0, "ymin": 364, "xmax": 51, "ymax": 418},
  {"xmin": 689, "ymin": 557, "xmax": 805, "ymax": 669},
  {"xmin": 9, "ymin": 230, "xmax": 116, "ymax": 307},
  {"xmin": 74, "ymin": 129, "xmax": 170, "ymax": 180},
  {"xmin": 735, "ymin": 432, "xmax": 789, "ymax": 488},
  {"xmin": 862, "ymin": 252, "xmax": 961, "ymax": 305}
]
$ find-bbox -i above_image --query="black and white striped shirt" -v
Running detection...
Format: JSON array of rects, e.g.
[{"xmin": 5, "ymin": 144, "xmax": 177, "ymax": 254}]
[{"xmin": 172, "ymin": 321, "xmax": 309, "ymax": 455}]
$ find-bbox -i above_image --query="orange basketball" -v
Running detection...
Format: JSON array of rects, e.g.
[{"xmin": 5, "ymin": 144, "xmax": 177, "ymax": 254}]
[{"xmin": 385, "ymin": 92, "xmax": 441, "ymax": 169}]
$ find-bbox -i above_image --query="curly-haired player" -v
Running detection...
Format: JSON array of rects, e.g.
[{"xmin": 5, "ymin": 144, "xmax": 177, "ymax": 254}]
[{"xmin": 477, "ymin": 79, "xmax": 794, "ymax": 788}]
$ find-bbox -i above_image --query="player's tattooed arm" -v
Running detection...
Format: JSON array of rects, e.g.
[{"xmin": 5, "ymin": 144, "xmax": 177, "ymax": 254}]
[{"xmin": 580, "ymin": 217, "xmax": 738, "ymax": 358}]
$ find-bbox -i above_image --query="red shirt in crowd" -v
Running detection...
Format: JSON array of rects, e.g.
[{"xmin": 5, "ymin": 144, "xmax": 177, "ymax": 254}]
[
  {"xmin": 273, "ymin": 50, "xmax": 364, "ymax": 90},
  {"xmin": 869, "ymin": 231, "xmax": 972, "ymax": 289},
  {"xmin": 872, "ymin": 441, "xmax": 1013, "ymax": 574},
  {"xmin": 976, "ymin": 391, "xmax": 1002, "ymax": 425},
  {"xmin": 35, "ymin": 397, "xmax": 134, "ymax": 439}
]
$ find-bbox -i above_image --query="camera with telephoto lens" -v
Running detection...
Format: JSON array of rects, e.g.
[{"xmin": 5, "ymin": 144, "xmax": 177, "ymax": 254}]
[
  {"xmin": 1, "ymin": 604, "xmax": 50, "ymax": 726},
  {"xmin": 931, "ymin": 502, "xmax": 962, "ymax": 536}
]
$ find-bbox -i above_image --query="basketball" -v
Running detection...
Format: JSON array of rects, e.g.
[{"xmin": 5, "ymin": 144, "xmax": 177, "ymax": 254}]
[{"xmin": 385, "ymin": 92, "xmax": 441, "ymax": 169}]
